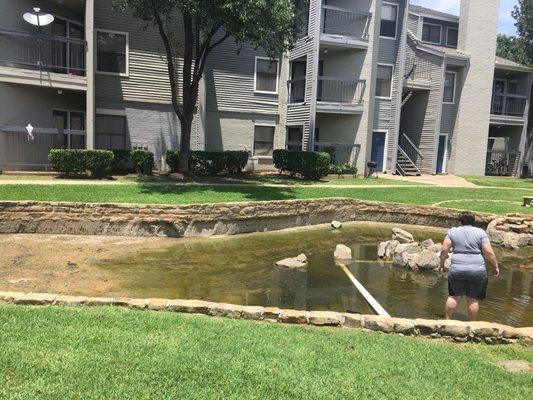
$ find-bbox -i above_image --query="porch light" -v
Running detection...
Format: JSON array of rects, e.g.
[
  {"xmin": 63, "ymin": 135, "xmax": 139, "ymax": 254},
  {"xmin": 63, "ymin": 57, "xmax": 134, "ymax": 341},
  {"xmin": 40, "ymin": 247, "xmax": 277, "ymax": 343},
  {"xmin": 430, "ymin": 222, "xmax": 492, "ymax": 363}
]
[{"xmin": 23, "ymin": 7, "xmax": 54, "ymax": 28}]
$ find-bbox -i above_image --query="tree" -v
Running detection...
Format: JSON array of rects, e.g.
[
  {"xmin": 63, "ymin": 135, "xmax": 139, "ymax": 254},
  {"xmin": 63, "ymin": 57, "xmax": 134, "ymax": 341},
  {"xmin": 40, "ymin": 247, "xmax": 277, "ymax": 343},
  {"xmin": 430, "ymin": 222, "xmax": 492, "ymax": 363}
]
[
  {"xmin": 112, "ymin": 0, "xmax": 307, "ymax": 172},
  {"xmin": 496, "ymin": 0, "xmax": 533, "ymax": 66},
  {"xmin": 512, "ymin": 0, "xmax": 533, "ymax": 62}
]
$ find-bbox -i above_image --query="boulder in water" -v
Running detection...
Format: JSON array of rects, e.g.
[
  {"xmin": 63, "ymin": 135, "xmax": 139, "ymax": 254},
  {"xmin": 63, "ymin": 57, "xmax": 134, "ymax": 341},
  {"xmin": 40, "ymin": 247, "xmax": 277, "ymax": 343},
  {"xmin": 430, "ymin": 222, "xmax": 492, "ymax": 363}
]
[
  {"xmin": 276, "ymin": 253, "xmax": 308, "ymax": 268},
  {"xmin": 392, "ymin": 228, "xmax": 414, "ymax": 244},
  {"xmin": 331, "ymin": 220, "xmax": 342, "ymax": 229},
  {"xmin": 334, "ymin": 244, "xmax": 352, "ymax": 260}
]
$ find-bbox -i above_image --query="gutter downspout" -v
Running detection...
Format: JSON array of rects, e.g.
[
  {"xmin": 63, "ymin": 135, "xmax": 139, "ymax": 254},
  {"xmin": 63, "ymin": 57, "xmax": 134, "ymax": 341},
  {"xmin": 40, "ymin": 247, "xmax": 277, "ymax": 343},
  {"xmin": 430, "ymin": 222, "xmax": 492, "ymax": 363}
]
[{"xmin": 517, "ymin": 74, "xmax": 532, "ymax": 176}]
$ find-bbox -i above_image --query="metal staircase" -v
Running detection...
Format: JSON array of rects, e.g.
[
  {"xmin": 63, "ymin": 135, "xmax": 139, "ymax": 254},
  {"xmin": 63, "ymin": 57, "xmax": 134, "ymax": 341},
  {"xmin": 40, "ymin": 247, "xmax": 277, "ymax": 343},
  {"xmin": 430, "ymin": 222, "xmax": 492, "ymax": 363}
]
[{"xmin": 396, "ymin": 133, "xmax": 423, "ymax": 176}]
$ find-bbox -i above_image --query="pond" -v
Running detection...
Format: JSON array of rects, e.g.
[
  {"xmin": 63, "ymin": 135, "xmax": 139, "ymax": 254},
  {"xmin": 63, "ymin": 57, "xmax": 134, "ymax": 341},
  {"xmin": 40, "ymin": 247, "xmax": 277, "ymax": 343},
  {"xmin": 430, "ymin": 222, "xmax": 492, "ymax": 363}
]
[{"xmin": 0, "ymin": 223, "xmax": 531, "ymax": 327}]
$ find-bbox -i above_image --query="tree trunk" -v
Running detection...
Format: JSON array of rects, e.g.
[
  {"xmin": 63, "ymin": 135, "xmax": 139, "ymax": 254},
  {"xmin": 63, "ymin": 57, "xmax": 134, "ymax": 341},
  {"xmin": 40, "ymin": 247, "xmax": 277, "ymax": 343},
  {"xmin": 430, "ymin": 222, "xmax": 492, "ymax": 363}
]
[{"xmin": 179, "ymin": 115, "xmax": 193, "ymax": 173}]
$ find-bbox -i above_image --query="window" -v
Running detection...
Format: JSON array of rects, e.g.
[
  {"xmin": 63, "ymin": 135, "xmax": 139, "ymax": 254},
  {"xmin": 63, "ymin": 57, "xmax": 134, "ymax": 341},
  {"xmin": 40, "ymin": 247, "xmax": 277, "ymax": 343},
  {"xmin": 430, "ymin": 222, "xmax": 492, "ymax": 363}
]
[
  {"xmin": 97, "ymin": 30, "xmax": 128, "ymax": 75},
  {"xmin": 253, "ymin": 125, "xmax": 275, "ymax": 157},
  {"xmin": 289, "ymin": 59, "xmax": 306, "ymax": 103},
  {"xmin": 422, "ymin": 23, "xmax": 442, "ymax": 44},
  {"xmin": 380, "ymin": 3, "xmax": 398, "ymax": 38},
  {"xmin": 96, "ymin": 114, "xmax": 127, "ymax": 150},
  {"xmin": 375, "ymin": 65, "xmax": 393, "ymax": 98},
  {"xmin": 52, "ymin": 110, "xmax": 86, "ymax": 149},
  {"xmin": 287, "ymin": 127, "xmax": 303, "ymax": 151},
  {"xmin": 446, "ymin": 27, "xmax": 458, "ymax": 47},
  {"xmin": 254, "ymin": 58, "xmax": 279, "ymax": 94},
  {"xmin": 443, "ymin": 72, "xmax": 456, "ymax": 103}
]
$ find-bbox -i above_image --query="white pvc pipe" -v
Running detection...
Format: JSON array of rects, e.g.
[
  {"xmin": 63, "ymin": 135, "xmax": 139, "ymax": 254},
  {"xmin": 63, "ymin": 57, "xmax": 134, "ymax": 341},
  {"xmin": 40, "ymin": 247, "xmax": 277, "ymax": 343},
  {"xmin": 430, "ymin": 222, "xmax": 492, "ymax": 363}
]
[{"xmin": 337, "ymin": 263, "xmax": 391, "ymax": 318}]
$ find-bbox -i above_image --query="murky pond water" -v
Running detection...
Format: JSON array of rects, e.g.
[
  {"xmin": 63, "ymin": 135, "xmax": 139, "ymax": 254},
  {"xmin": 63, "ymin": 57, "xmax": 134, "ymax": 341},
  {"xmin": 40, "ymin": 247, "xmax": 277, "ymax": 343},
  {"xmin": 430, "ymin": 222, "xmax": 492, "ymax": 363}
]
[{"xmin": 1, "ymin": 223, "xmax": 531, "ymax": 326}]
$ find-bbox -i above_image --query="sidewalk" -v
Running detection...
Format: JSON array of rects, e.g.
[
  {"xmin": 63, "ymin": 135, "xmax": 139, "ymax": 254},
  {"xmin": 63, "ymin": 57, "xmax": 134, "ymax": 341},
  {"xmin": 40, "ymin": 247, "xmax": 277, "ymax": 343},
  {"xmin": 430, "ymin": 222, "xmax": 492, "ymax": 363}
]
[{"xmin": 381, "ymin": 174, "xmax": 478, "ymax": 188}]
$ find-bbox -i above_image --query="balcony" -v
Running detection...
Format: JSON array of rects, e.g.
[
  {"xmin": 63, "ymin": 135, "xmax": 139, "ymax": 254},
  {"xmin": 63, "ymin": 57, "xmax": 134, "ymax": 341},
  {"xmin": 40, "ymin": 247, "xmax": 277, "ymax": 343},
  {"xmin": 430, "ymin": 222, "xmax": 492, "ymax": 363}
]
[
  {"xmin": 320, "ymin": 5, "xmax": 372, "ymax": 49},
  {"xmin": 490, "ymin": 93, "xmax": 527, "ymax": 125},
  {"xmin": 404, "ymin": 59, "xmax": 431, "ymax": 90},
  {"xmin": 0, "ymin": 28, "xmax": 87, "ymax": 91},
  {"xmin": 316, "ymin": 77, "xmax": 366, "ymax": 114}
]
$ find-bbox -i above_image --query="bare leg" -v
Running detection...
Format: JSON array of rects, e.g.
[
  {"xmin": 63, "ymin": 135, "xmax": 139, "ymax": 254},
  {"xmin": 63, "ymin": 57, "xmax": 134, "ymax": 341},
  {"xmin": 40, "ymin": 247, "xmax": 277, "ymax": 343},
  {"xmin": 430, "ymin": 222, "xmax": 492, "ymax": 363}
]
[
  {"xmin": 445, "ymin": 296, "xmax": 462, "ymax": 319},
  {"xmin": 467, "ymin": 298, "xmax": 480, "ymax": 321}
]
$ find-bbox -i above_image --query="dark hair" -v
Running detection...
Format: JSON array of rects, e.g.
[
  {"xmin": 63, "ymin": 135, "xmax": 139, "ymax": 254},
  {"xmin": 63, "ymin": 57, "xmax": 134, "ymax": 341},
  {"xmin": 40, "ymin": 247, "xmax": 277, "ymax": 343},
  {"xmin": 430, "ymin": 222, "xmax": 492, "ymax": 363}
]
[{"xmin": 458, "ymin": 211, "xmax": 476, "ymax": 226}]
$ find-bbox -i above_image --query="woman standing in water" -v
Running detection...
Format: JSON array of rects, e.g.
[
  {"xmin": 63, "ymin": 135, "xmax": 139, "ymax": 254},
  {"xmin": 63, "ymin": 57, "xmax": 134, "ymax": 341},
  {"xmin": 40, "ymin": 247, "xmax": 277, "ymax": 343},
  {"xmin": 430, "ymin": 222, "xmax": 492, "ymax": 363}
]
[{"xmin": 438, "ymin": 211, "xmax": 500, "ymax": 321}]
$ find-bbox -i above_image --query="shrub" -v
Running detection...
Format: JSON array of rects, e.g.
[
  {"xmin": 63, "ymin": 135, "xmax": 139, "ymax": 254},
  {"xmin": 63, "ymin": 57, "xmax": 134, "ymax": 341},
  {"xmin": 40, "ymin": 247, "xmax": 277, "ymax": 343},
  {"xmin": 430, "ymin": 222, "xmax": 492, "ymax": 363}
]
[
  {"xmin": 131, "ymin": 149, "xmax": 155, "ymax": 175},
  {"xmin": 85, "ymin": 150, "xmax": 114, "ymax": 179},
  {"xmin": 224, "ymin": 151, "xmax": 248, "ymax": 174},
  {"xmin": 165, "ymin": 150, "xmax": 249, "ymax": 175},
  {"xmin": 330, "ymin": 163, "xmax": 344, "ymax": 177},
  {"xmin": 273, "ymin": 150, "xmax": 330, "ymax": 180},
  {"xmin": 166, "ymin": 150, "xmax": 180, "ymax": 172},
  {"xmin": 330, "ymin": 163, "xmax": 358, "ymax": 178},
  {"xmin": 109, "ymin": 150, "xmax": 133, "ymax": 174},
  {"xmin": 49, "ymin": 149, "xmax": 87, "ymax": 176},
  {"xmin": 273, "ymin": 149, "xmax": 289, "ymax": 173}
]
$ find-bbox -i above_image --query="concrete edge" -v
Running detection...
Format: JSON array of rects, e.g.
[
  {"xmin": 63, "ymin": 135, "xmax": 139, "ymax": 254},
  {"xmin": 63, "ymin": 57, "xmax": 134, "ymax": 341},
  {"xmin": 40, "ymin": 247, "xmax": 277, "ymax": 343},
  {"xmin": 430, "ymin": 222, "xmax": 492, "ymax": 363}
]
[{"xmin": 1, "ymin": 291, "xmax": 531, "ymax": 345}]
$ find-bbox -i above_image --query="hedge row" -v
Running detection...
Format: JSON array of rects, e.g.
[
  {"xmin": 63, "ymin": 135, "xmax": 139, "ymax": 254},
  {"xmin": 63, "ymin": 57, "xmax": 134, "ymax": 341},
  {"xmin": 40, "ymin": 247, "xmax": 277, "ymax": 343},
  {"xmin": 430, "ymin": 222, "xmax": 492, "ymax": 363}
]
[
  {"xmin": 49, "ymin": 149, "xmax": 154, "ymax": 178},
  {"xmin": 273, "ymin": 150, "xmax": 331, "ymax": 180},
  {"xmin": 166, "ymin": 150, "xmax": 248, "ymax": 176}
]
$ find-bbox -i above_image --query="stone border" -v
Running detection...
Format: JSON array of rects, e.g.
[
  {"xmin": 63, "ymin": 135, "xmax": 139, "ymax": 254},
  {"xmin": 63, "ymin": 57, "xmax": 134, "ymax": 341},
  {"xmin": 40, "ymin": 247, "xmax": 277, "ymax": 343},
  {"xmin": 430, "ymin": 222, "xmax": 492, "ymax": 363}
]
[
  {"xmin": 1, "ymin": 291, "xmax": 531, "ymax": 345},
  {"xmin": 0, "ymin": 199, "xmax": 498, "ymax": 238}
]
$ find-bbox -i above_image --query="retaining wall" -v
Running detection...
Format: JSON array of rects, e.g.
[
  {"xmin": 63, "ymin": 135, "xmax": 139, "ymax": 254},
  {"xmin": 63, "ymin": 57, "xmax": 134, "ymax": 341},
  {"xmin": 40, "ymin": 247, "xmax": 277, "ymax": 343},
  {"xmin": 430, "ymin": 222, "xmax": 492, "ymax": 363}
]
[
  {"xmin": 0, "ymin": 199, "xmax": 497, "ymax": 238},
  {"xmin": 1, "ymin": 291, "xmax": 531, "ymax": 345}
]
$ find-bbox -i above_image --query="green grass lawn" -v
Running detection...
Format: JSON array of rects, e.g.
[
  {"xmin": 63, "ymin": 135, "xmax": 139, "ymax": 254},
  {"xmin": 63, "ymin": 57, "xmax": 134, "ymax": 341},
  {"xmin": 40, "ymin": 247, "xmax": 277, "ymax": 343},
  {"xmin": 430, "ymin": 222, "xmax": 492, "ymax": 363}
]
[
  {"xmin": 0, "ymin": 306, "xmax": 531, "ymax": 400},
  {"xmin": 465, "ymin": 176, "xmax": 533, "ymax": 189},
  {"xmin": 0, "ymin": 184, "xmax": 531, "ymax": 215}
]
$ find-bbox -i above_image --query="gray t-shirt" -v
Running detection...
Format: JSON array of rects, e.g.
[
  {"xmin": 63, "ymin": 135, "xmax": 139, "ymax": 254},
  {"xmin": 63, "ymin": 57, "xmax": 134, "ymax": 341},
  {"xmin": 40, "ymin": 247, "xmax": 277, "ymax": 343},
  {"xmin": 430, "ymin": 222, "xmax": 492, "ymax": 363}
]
[{"xmin": 446, "ymin": 226, "xmax": 490, "ymax": 273}]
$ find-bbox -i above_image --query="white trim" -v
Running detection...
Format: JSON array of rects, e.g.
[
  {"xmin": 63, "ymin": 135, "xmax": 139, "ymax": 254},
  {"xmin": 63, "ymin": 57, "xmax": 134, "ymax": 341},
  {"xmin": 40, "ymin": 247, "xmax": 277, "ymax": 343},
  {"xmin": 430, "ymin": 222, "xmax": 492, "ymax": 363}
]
[
  {"xmin": 252, "ymin": 123, "xmax": 276, "ymax": 157},
  {"xmin": 437, "ymin": 134, "xmax": 448, "ymax": 174},
  {"xmin": 375, "ymin": 63, "xmax": 394, "ymax": 100},
  {"xmin": 446, "ymin": 26, "xmax": 458, "ymax": 47},
  {"xmin": 372, "ymin": 130, "xmax": 388, "ymax": 172},
  {"xmin": 96, "ymin": 108, "xmax": 127, "ymax": 116},
  {"xmin": 380, "ymin": 2, "xmax": 399, "ymax": 40},
  {"xmin": 253, "ymin": 56, "xmax": 279, "ymax": 95},
  {"xmin": 421, "ymin": 21, "xmax": 442, "ymax": 44},
  {"xmin": 95, "ymin": 29, "xmax": 129, "ymax": 77},
  {"xmin": 443, "ymin": 71, "xmax": 457, "ymax": 104}
]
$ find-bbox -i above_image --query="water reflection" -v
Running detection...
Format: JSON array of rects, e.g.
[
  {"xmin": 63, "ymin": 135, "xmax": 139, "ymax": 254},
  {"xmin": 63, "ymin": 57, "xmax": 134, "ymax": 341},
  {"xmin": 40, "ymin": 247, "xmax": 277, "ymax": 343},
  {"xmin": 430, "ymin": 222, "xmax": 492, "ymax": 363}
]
[{"xmin": 97, "ymin": 224, "xmax": 533, "ymax": 327}]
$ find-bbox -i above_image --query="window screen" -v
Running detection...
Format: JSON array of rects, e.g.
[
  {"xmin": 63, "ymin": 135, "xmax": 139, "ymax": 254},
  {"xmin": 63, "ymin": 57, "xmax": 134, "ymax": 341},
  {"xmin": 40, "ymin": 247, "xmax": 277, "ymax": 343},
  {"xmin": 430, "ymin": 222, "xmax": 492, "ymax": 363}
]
[
  {"xmin": 447, "ymin": 28, "xmax": 458, "ymax": 47},
  {"xmin": 443, "ymin": 72, "xmax": 455, "ymax": 103},
  {"xmin": 97, "ymin": 31, "xmax": 127, "ymax": 74},
  {"xmin": 96, "ymin": 114, "xmax": 127, "ymax": 150},
  {"xmin": 253, "ymin": 126, "xmax": 275, "ymax": 156},
  {"xmin": 422, "ymin": 24, "xmax": 441, "ymax": 44},
  {"xmin": 380, "ymin": 4, "xmax": 398, "ymax": 38},
  {"xmin": 255, "ymin": 59, "xmax": 278, "ymax": 93},
  {"xmin": 375, "ymin": 65, "xmax": 393, "ymax": 98}
]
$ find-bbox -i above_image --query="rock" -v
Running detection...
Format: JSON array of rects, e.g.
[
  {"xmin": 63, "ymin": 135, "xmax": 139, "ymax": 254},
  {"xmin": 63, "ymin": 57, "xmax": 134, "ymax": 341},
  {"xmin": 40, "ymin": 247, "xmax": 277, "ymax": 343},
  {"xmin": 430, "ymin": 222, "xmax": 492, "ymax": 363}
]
[
  {"xmin": 263, "ymin": 307, "xmax": 282, "ymax": 321},
  {"xmin": 429, "ymin": 243, "xmax": 443, "ymax": 253},
  {"xmin": 385, "ymin": 240, "xmax": 400, "ymax": 258},
  {"xmin": 392, "ymin": 251, "xmax": 409, "ymax": 268},
  {"xmin": 421, "ymin": 239, "xmax": 435, "ymax": 248},
  {"xmin": 487, "ymin": 216, "xmax": 533, "ymax": 249},
  {"xmin": 241, "ymin": 306, "xmax": 264, "ymax": 320},
  {"xmin": 438, "ymin": 320, "xmax": 470, "ymax": 337},
  {"xmin": 392, "ymin": 318, "xmax": 416, "ymax": 335},
  {"xmin": 469, "ymin": 321, "xmax": 502, "ymax": 337},
  {"xmin": 392, "ymin": 228, "xmax": 414, "ymax": 244},
  {"xmin": 411, "ymin": 250, "xmax": 440, "ymax": 271},
  {"xmin": 308, "ymin": 311, "xmax": 341, "ymax": 326},
  {"xmin": 331, "ymin": 220, "xmax": 342, "ymax": 229},
  {"xmin": 147, "ymin": 298, "xmax": 169, "ymax": 310},
  {"xmin": 280, "ymin": 309, "xmax": 308, "ymax": 324},
  {"xmin": 334, "ymin": 244, "xmax": 352, "ymax": 260},
  {"xmin": 276, "ymin": 254, "xmax": 307, "ymax": 268},
  {"xmin": 414, "ymin": 318, "xmax": 438, "ymax": 335},
  {"xmin": 14, "ymin": 293, "xmax": 57, "ymax": 305},
  {"xmin": 342, "ymin": 313, "xmax": 362, "ymax": 329},
  {"xmin": 362, "ymin": 315, "xmax": 395, "ymax": 333},
  {"xmin": 394, "ymin": 242, "xmax": 419, "ymax": 255},
  {"xmin": 208, "ymin": 303, "xmax": 243, "ymax": 318},
  {"xmin": 377, "ymin": 241, "xmax": 389, "ymax": 258}
]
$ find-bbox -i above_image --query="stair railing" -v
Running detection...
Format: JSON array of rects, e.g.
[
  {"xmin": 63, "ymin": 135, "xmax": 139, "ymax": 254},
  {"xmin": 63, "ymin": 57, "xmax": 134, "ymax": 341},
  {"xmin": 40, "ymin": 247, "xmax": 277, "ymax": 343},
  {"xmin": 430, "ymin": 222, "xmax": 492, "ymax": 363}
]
[{"xmin": 398, "ymin": 133, "xmax": 423, "ymax": 174}]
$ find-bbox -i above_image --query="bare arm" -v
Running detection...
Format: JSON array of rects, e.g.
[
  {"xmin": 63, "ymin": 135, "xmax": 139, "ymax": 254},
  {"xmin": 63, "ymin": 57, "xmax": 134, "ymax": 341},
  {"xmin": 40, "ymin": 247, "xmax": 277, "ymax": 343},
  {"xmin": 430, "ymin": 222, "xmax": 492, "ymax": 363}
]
[
  {"xmin": 438, "ymin": 238, "xmax": 452, "ymax": 272},
  {"xmin": 482, "ymin": 242, "xmax": 500, "ymax": 277}
]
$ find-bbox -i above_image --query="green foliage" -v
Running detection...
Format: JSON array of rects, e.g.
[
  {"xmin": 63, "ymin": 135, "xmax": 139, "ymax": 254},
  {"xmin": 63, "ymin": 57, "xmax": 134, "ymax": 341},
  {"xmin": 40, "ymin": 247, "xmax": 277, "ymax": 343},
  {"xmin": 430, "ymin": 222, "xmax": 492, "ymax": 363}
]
[
  {"xmin": 273, "ymin": 150, "xmax": 331, "ymax": 180},
  {"xmin": 84, "ymin": 150, "xmax": 115, "ymax": 179},
  {"xmin": 109, "ymin": 150, "xmax": 134, "ymax": 175},
  {"xmin": 130, "ymin": 149, "xmax": 155, "ymax": 175},
  {"xmin": 165, "ymin": 150, "xmax": 248, "ymax": 175},
  {"xmin": 48, "ymin": 149, "xmax": 87, "ymax": 176},
  {"xmin": 49, "ymin": 149, "xmax": 114, "ymax": 179},
  {"xmin": 496, "ymin": 34, "xmax": 531, "ymax": 66}
]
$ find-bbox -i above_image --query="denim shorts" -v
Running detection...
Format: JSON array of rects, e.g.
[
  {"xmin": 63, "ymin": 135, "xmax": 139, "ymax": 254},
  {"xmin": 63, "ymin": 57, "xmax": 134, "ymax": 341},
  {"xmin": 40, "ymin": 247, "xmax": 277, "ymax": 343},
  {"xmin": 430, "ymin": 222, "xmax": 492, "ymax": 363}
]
[{"xmin": 448, "ymin": 268, "xmax": 488, "ymax": 300}]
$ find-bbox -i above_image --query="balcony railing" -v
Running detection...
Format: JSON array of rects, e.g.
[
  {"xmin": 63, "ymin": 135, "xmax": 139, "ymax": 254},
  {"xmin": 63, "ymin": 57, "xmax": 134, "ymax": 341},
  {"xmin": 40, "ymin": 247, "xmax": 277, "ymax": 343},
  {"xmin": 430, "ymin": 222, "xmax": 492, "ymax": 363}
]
[
  {"xmin": 491, "ymin": 94, "xmax": 527, "ymax": 117},
  {"xmin": 317, "ymin": 77, "xmax": 366, "ymax": 104},
  {"xmin": 321, "ymin": 5, "xmax": 371, "ymax": 40},
  {"xmin": 404, "ymin": 59, "xmax": 431, "ymax": 83},
  {"xmin": 485, "ymin": 150, "xmax": 521, "ymax": 176},
  {"xmin": 0, "ymin": 28, "xmax": 86, "ymax": 76}
]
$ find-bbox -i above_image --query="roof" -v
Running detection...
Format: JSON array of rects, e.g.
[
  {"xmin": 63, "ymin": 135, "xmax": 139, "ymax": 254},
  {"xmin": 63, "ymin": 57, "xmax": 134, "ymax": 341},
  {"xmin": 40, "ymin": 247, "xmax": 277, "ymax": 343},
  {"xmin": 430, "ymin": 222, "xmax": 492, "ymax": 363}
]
[
  {"xmin": 423, "ymin": 43, "xmax": 469, "ymax": 59},
  {"xmin": 408, "ymin": 5, "xmax": 459, "ymax": 22},
  {"xmin": 495, "ymin": 56, "xmax": 533, "ymax": 72}
]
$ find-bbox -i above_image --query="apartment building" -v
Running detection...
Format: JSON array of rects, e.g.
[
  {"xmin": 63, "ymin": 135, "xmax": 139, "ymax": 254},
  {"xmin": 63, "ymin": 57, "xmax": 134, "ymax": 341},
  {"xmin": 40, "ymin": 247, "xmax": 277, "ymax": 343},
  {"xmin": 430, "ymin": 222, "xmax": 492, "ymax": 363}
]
[{"xmin": 0, "ymin": 0, "xmax": 531, "ymax": 176}]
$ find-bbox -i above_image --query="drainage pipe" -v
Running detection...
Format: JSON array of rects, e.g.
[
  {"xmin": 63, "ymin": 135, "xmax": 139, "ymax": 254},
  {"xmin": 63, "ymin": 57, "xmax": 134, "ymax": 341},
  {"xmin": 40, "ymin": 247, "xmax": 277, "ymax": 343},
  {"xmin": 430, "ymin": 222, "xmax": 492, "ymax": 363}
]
[{"xmin": 337, "ymin": 263, "xmax": 391, "ymax": 318}]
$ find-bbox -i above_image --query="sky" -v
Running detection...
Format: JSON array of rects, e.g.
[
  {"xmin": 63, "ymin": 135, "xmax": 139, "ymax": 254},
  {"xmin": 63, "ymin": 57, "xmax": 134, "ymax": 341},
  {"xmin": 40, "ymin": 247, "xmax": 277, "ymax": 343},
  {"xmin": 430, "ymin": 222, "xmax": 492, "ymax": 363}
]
[{"xmin": 410, "ymin": 0, "xmax": 518, "ymax": 35}]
